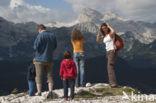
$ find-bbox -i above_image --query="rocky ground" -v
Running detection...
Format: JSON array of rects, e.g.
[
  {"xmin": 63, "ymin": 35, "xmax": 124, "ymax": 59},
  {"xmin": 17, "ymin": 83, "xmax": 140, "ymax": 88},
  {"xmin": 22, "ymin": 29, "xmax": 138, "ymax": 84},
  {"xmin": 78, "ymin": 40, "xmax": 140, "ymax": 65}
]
[{"xmin": 0, "ymin": 83, "xmax": 155, "ymax": 103}]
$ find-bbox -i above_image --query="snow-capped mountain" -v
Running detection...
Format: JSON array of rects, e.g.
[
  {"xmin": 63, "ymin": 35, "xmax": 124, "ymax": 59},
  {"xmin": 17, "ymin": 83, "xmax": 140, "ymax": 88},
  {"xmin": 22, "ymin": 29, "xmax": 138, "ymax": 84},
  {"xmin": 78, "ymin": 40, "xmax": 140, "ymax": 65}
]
[
  {"xmin": 45, "ymin": 21, "xmax": 79, "ymax": 28},
  {"xmin": 0, "ymin": 7, "xmax": 156, "ymax": 67},
  {"xmin": 77, "ymin": 8, "xmax": 129, "ymax": 24},
  {"xmin": 46, "ymin": 8, "xmax": 156, "ymax": 44},
  {"xmin": 77, "ymin": 8, "xmax": 103, "ymax": 24}
]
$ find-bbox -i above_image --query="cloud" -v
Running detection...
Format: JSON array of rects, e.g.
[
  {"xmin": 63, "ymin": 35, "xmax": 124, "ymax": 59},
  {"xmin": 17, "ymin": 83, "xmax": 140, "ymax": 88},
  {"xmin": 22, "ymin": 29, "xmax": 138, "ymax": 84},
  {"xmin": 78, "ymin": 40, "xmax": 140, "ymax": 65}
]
[
  {"xmin": 0, "ymin": 0, "xmax": 10, "ymax": 7},
  {"xmin": 64, "ymin": 0, "xmax": 156, "ymax": 22},
  {"xmin": 0, "ymin": 0, "xmax": 75, "ymax": 24},
  {"xmin": 114, "ymin": 0, "xmax": 156, "ymax": 21},
  {"xmin": 0, "ymin": 0, "xmax": 155, "ymax": 23},
  {"xmin": 64, "ymin": 0, "xmax": 114, "ymax": 12}
]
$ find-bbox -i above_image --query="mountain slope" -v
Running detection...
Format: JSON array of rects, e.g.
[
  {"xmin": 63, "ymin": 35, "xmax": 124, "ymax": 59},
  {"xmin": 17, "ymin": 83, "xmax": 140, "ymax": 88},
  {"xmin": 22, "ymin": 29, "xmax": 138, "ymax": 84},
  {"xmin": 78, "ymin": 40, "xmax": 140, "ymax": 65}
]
[
  {"xmin": 0, "ymin": 8, "xmax": 156, "ymax": 67},
  {"xmin": 46, "ymin": 8, "xmax": 156, "ymax": 44}
]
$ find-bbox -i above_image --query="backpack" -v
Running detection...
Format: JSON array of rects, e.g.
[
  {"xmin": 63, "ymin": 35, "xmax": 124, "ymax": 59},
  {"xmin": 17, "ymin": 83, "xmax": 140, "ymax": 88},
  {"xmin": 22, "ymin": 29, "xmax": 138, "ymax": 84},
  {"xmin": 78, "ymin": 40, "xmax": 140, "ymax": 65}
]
[{"xmin": 114, "ymin": 34, "xmax": 124, "ymax": 51}]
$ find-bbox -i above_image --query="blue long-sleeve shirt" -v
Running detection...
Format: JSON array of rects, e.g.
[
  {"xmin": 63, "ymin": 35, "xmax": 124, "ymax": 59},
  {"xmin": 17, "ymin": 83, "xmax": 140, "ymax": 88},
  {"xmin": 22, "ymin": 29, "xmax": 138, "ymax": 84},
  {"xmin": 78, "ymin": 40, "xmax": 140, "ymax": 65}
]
[{"xmin": 34, "ymin": 31, "xmax": 57, "ymax": 62}]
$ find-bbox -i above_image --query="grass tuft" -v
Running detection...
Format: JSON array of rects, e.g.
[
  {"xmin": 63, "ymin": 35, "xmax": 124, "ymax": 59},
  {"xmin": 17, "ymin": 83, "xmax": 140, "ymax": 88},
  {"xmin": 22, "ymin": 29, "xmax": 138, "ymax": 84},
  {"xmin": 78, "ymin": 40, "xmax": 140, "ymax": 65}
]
[
  {"xmin": 11, "ymin": 88, "xmax": 18, "ymax": 94},
  {"xmin": 75, "ymin": 91, "xmax": 97, "ymax": 98}
]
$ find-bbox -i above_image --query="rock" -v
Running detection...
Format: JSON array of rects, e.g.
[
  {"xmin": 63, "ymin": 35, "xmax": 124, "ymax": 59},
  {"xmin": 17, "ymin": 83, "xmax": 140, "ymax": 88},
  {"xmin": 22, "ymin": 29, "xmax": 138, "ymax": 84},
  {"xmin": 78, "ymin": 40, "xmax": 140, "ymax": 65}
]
[
  {"xmin": 86, "ymin": 83, "xmax": 92, "ymax": 87},
  {"xmin": 0, "ymin": 83, "xmax": 154, "ymax": 103}
]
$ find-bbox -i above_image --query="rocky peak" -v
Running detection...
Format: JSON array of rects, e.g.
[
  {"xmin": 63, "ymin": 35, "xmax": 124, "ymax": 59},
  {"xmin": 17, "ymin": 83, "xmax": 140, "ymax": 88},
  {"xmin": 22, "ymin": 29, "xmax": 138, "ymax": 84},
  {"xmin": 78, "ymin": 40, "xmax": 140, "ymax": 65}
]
[
  {"xmin": 102, "ymin": 12, "xmax": 123, "ymax": 21},
  {"xmin": 78, "ymin": 8, "xmax": 103, "ymax": 23}
]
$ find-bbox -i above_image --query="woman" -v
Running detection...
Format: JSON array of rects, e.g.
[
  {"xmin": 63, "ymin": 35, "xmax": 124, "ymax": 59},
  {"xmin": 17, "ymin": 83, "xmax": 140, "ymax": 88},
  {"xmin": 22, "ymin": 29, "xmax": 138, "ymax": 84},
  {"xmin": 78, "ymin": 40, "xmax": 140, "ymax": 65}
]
[
  {"xmin": 96, "ymin": 23, "xmax": 118, "ymax": 87},
  {"xmin": 71, "ymin": 29, "xmax": 86, "ymax": 87}
]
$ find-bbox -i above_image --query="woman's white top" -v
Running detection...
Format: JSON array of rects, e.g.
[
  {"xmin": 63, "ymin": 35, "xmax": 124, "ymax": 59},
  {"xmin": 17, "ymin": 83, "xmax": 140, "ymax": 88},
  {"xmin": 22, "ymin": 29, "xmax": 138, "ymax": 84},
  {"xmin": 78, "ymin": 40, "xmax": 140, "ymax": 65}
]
[{"xmin": 103, "ymin": 34, "xmax": 115, "ymax": 51}]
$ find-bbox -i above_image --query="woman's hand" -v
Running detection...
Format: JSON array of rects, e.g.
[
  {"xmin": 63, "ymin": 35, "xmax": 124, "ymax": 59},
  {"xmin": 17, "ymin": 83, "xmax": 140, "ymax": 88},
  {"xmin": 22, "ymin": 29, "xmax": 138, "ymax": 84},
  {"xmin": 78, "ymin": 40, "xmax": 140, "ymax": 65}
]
[
  {"xmin": 107, "ymin": 23, "xmax": 115, "ymax": 38},
  {"xmin": 97, "ymin": 27, "xmax": 101, "ymax": 36},
  {"xmin": 96, "ymin": 28, "xmax": 104, "ymax": 42}
]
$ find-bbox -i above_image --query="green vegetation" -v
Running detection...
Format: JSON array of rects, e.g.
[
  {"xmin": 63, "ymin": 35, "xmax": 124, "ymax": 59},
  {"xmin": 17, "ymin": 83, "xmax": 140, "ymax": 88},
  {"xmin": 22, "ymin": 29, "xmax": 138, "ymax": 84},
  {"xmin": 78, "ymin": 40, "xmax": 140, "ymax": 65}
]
[
  {"xmin": 94, "ymin": 87, "xmax": 140, "ymax": 96},
  {"xmin": 45, "ymin": 98, "xmax": 53, "ymax": 102},
  {"xmin": 75, "ymin": 91, "xmax": 97, "ymax": 98},
  {"xmin": 122, "ymin": 87, "xmax": 140, "ymax": 95},
  {"xmin": 16, "ymin": 93, "xmax": 25, "ymax": 97},
  {"xmin": 25, "ymin": 90, "xmax": 29, "ymax": 95},
  {"xmin": 11, "ymin": 88, "xmax": 18, "ymax": 94}
]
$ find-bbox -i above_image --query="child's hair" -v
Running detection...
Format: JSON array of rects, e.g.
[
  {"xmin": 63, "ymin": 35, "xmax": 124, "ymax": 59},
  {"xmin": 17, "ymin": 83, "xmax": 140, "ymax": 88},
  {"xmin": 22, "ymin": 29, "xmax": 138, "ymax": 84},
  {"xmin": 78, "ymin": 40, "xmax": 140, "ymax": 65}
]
[{"xmin": 64, "ymin": 50, "xmax": 72, "ymax": 59}]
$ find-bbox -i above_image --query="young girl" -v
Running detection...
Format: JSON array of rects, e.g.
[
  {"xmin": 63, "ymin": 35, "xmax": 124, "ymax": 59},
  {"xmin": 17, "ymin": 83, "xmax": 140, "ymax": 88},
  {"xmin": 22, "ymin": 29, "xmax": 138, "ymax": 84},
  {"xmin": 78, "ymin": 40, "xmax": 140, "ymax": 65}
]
[
  {"xmin": 27, "ymin": 58, "xmax": 36, "ymax": 96},
  {"xmin": 60, "ymin": 51, "xmax": 77, "ymax": 100},
  {"xmin": 71, "ymin": 29, "xmax": 86, "ymax": 87}
]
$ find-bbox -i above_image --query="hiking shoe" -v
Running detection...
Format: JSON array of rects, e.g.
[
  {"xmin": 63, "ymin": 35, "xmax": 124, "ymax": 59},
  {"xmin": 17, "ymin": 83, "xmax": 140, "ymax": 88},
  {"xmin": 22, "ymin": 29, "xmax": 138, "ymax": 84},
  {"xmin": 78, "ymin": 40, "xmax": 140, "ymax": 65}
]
[
  {"xmin": 47, "ymin": 91, "xmax": 53, "ymax": 99},
  {"xmin": 36, "ymin": 92, "xmax": 42, "ymax": 96}
]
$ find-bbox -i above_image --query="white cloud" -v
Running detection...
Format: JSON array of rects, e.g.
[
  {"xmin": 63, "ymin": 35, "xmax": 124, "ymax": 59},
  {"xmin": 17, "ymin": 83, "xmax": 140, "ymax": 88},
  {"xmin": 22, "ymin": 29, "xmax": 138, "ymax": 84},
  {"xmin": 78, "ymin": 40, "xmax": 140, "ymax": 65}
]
[
  {"xmin": 114, "ymin": 0, "xmax": 156, "ymax": 21},
  {"xmin": 64, "ymin": 0, "xmax": 114, "ymax": 12},
  {"xmin": 0, "ymin": 0, "xmax": 155, "ymax": 23},
  {"xmin": 0, "ymin": 0, "xmax": 75, "ymax": 23},
  {"xmin": 64, "ymin": 0, "xmax": 156, "ymax": 22}
]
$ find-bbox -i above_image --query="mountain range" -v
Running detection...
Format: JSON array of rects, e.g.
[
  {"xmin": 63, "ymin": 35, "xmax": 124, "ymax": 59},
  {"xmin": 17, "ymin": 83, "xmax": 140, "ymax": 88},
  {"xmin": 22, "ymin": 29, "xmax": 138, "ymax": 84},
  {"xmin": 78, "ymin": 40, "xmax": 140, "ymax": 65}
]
[
  {"xmin": 0, "ymin": 8, "xmax": 156, "ymax": 68},
  {"xmin": 0, "ymin": 8, "xmax": 156, "ymax": 95}
]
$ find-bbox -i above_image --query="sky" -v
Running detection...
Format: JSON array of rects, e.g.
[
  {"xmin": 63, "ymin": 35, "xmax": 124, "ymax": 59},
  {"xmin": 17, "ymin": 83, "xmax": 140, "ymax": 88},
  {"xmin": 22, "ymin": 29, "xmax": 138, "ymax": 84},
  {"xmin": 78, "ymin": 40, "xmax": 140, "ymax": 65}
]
[{"xmin": 0, "ymin": 0, "xmax": 156, "ymax": 24}]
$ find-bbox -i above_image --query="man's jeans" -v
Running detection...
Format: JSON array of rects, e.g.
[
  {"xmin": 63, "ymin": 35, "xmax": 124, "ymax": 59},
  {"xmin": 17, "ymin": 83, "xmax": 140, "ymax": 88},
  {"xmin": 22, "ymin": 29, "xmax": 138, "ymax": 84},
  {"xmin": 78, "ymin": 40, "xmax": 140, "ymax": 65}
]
[
  {"xmin": 63, "ymin": 79, "xmax": 75, "ymax": 99},
  {"xmin": 28, "ymin": 81, "xmax": 36, "ymax": 96},
  {"xmin": 73, "ymin": 52, "xmax": 85, "ymax": 86}
]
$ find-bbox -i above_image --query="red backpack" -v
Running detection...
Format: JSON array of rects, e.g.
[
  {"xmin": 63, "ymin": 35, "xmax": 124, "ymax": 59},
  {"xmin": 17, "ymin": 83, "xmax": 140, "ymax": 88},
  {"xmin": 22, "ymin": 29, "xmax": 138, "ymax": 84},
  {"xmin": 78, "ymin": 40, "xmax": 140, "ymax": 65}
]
[{"xmin": 114, "ymin": 34, "xmax": 124, "ymax": 51}]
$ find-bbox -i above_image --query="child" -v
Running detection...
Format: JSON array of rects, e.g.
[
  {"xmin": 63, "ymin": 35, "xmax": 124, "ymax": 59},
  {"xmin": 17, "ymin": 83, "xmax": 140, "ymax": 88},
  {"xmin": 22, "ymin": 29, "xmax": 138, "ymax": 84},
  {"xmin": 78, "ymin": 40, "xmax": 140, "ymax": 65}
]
[
  {"xmin": 60, "ymin": 51, "xmax": 77, "ymax": 101},
  {"xmin": 27, "ymin": 58, "xmax": 36, "ymax": 96}
]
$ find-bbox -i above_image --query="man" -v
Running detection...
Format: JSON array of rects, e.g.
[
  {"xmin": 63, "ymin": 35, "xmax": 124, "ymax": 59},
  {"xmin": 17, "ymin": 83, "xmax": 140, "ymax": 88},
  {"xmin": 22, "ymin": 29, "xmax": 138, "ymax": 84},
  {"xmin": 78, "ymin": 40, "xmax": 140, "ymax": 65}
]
[{"xmin": 34, "ymin": 24, "xmax": 57, "ymax": 98}]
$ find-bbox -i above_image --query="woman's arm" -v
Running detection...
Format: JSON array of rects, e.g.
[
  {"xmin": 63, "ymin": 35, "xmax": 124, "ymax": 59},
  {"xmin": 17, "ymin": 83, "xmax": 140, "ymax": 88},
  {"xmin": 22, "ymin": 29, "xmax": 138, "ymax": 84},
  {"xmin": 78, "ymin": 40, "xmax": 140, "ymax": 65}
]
[
  {"xmin": 107, "ymin": 24, "xmax": 115, "ymax": 38},
  {"xmin": 96, "ymin": 29, "xmax": 104, "ymax": 42}
]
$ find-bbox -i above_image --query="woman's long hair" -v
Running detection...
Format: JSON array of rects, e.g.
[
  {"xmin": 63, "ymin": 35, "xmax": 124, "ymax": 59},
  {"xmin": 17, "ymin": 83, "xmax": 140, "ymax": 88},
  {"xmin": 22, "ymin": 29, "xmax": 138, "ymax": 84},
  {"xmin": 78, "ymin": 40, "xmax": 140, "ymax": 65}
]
[
  {"xmin": 100, "ymin": 23, "xmax": 111, "ymax": 36},
  {"xmin": 71, "ymin": 29, "xmax": 85, "ymax": 41}
]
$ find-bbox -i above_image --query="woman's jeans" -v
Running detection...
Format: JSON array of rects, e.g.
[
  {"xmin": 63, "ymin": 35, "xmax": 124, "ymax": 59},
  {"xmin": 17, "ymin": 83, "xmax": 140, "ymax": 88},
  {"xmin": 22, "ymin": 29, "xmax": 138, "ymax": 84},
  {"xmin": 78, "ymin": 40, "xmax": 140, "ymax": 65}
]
[
  {"xmin": 63, "ymin": 79, "xmax": 75, "ymax": 99},
  {"xmin": 28, "ymin": 81, "xmax": 36, "ymax": 96},
  {"xmin": 73, "ymin": 52, "xmax": 85, "ymax": 86}
]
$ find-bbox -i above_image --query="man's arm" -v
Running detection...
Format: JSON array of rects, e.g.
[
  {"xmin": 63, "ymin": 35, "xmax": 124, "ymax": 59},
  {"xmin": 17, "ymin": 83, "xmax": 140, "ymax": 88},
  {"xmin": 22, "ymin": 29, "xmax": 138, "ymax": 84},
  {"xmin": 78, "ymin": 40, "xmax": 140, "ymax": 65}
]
[{"xmin": 34, "ymin": 35, "xmax": 42, "ymax": 51}]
